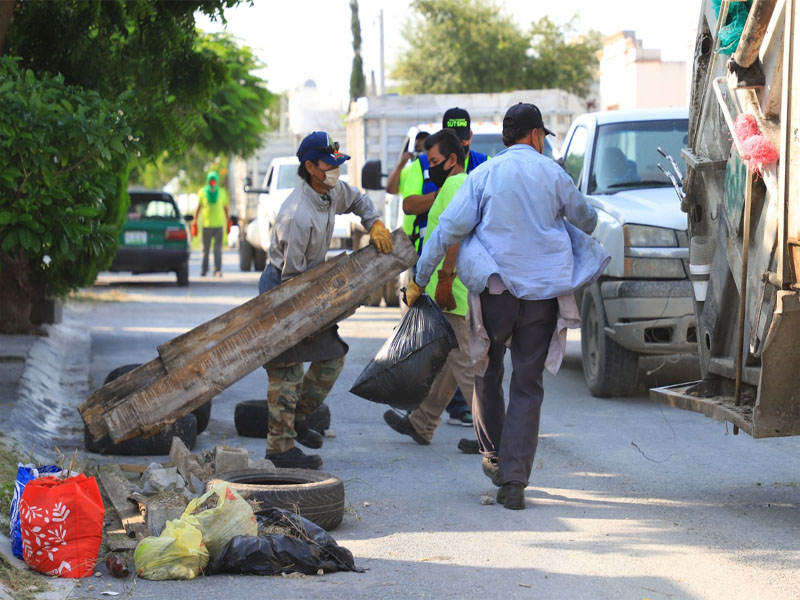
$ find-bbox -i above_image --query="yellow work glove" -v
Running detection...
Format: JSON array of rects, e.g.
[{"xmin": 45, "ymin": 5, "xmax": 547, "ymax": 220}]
[
  {"xmin": 403, "ymin": 280, "xmax": 423, "ymax": 307},
  {"xmin": 369, "ymin": 220, "xmax": 393, "ymax": 254},
  {"xmin": 435, "ymin": 270, "xmax": 457, "ymax": 311}
]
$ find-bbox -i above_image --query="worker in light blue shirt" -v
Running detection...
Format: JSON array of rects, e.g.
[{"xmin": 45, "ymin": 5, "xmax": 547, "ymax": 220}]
[{"xmin": 404, "ymin": 103, "xmax": 609, "ymax": 510}]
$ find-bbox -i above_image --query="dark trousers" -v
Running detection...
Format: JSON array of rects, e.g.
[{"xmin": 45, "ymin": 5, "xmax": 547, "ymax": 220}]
[
  {"xmin": 473, "ymin": 290, "xmax": 557, "ymax": 485},
  {"xmin": 201, "ymin": 227, "xmax": 223, "ymax": 274}
]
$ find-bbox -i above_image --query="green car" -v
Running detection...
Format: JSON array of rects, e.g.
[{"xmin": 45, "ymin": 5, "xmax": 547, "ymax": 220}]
[{"xmin": 110, "ymin": 190, "xmax": 191, "ymax": 286}]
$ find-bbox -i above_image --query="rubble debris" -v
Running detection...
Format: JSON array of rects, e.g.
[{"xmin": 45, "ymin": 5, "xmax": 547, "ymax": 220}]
[
  {"xmin": 213, "ymin": 445, "xmax": 249, "ymax": 474},
  {"xmin": 139, "ymin": 463, "xmax": 186, "ymax": 495}
]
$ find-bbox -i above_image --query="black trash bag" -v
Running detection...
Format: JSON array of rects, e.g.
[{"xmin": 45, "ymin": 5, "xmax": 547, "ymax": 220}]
[
  {"xmin": 349, "ymin": 294, "xmax": 458, "ymax": 411},
  {"xmin": 207, "ymin": 508, "xmax": 363, "ymax": 576}
]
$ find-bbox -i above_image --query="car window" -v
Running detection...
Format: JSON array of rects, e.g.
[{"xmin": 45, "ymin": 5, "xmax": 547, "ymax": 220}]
[
  {"xmin": 128, "ymin": 196, "xmax": 178, "ymax": 220},
  {"xmin": 589, "ymin": 118, "xmax": 688, "ymax": 194},
  {"xmin": 563, "ymin": 126, "xmax": 588, "ymax": 186},
  {"xmin": 277, "ymin": 165, "xmax": 302, "ymax": 189},
  {"xmin": 470, "ymin": 133, "xmax": 553, "ymax": 159}
]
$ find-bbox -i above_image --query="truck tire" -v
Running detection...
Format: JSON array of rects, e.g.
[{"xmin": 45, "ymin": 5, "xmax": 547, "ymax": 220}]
[
  {"xmin": 580, "ymin": 284, "xmax": 639, "ymax": 397},
  {"xmin": 175, "ymin": 263, "xmax": 189, "ymax": 287},
  {"xmin": 253, "ymin": 247, "xmax": 267, "ymax": 272},
  {"xmin": 239, "ymin": 238, "xmax": 254, "ymax": 271},
  {"xmin": 234, "ymin": 400, "xmax": 330, "ymax": 437},
  {"xmin": 383, "ymin": 280, "xmax": 400, "ymax": 307},
  {"xmin": 101, "ymin": 363, "xmax": 212, "ymax": 431},
  {"xmin": 207, "ymin": 469, "xmax": 345, "ymax": 531}
]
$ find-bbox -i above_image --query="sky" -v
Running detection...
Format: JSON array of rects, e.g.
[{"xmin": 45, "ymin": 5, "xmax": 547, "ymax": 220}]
[{"xmin": 196, "ymin": 0, "xmax": 700, "ymax": 106}]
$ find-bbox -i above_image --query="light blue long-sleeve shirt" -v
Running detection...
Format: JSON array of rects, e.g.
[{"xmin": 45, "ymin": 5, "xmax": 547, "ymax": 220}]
[{"xmin": 415, "ymin": 143, "xmax": 609, "ymax": 301}]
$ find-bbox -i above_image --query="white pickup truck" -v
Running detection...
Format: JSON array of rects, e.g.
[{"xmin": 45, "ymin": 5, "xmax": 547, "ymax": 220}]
[
  {"xmin": 241, "ymin": 156, "xmax": 360, "ymax": 272},
  {"xmin": 559, "ymin": 108, "xmax": 696, "ymax": 396}
]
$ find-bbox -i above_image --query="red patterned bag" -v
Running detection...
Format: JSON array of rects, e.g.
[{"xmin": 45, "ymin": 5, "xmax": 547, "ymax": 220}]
[{"xmin": 19, "ymin": 473, "xmax": 105, "ymax": 578}]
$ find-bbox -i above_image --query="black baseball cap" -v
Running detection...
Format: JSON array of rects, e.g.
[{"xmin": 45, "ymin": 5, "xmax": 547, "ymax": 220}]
[
  {"xmin": 442, "ymin": 107, "xmax": 471, "ymax": 141},
  {"xmin": 502, "ymin": 103, "xmax": 554, "ymax": 136}
]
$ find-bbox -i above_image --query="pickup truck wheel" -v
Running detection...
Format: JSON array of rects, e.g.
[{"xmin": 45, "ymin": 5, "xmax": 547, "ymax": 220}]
[
  {"xmin": 580, "ymin": 285, "xmax": 639, "ymax": 397},
  {"xmin": 175, "ymin": 263, "xmax": 189, "ymax": 287},
  {"xmin": 239, "ymin": 238, "xmax": 254, "ymax": 271},
  {"xmin": 253, "ymin": 247, "xmax": 267, "ymax": 272}
]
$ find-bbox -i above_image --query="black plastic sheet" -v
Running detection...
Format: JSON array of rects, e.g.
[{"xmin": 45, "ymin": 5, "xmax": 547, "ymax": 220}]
[
  {"xmin": 350, "ymin": 294, "xmax": 458, "ymax": 410},
  {"xmin": 208, "ymin": 508, "xmax": 362, "ymax": 576}
]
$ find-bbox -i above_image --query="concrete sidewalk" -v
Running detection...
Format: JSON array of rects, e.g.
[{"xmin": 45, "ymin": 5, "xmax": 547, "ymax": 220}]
[{"xmin": 0, "ymin": 323, "xmax": 89, "ymax": 600}]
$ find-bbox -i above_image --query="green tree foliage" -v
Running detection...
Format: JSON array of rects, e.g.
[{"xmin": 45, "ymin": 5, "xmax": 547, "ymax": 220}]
[
  {"xmin": 0, "ymin": 57, "xmax": 138, "ymax": 332},
  {"xmin": 350, "ymin": 0, "xmax": 366, "ymax": 101},
  {"xmin": 527, "ymin": 16, "xmax": 602, "ymax": 98},
  {"xmin": 392, "ymin": 0, "xmax": 529, "ymax": 94},
  {"xmin": 392, "ymin": 1, "xmax": 600, "ymax": 97},
  {"xmin": 5, "ymin": 0, "xmax": 245, "ymax": 159},
  {"xmin": 194, "ymin": 31, "xmax": 275, "ymax": 158}
]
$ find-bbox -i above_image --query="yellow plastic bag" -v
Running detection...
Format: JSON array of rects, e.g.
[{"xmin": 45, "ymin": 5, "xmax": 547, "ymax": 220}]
[
  {"xmin": 182, "ymin": 483, "xmax": 257, "ymax": 561},
  {"xmin": 134, "ymin": 518, "xmax": 209, "ymax": 580}
]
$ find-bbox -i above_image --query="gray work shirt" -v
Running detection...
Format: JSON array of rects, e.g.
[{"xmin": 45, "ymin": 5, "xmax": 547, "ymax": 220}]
[{"xmin": 268, "ymin": 179, "xmax": 380, "ymax": 281}]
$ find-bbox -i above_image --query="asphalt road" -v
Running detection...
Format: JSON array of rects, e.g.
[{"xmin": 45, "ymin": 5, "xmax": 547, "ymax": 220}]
[{"xmin": 61, "ymin": 250, "xmax": 800, "ymax": 600}]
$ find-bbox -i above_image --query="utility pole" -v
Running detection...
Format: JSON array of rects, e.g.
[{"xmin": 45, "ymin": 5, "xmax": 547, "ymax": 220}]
[{"xmin": 379, "ymin": 9, "xmax": 385, "ymax": 95}]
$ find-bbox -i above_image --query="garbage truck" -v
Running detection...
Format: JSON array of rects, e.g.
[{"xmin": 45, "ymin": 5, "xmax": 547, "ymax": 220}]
[{"xmin": 649, "ymin": 0, "xmax": 800, "ymax": 437}]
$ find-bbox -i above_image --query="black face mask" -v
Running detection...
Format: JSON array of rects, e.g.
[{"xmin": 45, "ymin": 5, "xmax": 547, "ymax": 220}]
[{"xmin": 428, "ymin": 159, "xmax": 453, "ymax": 188}]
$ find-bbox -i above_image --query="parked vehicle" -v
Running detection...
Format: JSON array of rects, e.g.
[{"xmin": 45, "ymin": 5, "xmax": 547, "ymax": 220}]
[
  {"xmin": 109, "ymin": 190, "xmax": 190, "ymax": 286},
  {"xmin": 557, "ymin": 108, "xmax": 694, "ymax": 396}
]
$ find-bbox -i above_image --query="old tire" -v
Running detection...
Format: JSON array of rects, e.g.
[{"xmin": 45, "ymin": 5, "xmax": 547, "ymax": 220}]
[
  {"xmin": 103, "ymin": 363, "xmax": 212, "ymax": 433},
  {"xmin": 253, "ymin": 247, "xmax": 267, "ymax": 272},
  {"xmin": 239, "ymin": 238, "xmax": 254, "ymax": 271},
  {"xmin": 580, "ymin": 284, "xmax": 639, "ymax": 397},
  {"xmin": 84, "ymin": 413, "xmax": 197, "ymax": 456},
  {"xmin": 234, "ymin": 400, "xmax": 330, "ymax": 438},
  {"xmin": 208, "ymin": 469, "xmax": 345, "ymax": 531},
  {"xmin": 176, "ymin": 263, "xmax": 189, "ymax": 287}
]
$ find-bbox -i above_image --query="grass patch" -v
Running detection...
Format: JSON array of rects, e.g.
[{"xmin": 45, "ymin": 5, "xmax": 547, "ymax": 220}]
[{"xmin": 0, "ymin": 441, "xmax": 23, "ymax": 538}]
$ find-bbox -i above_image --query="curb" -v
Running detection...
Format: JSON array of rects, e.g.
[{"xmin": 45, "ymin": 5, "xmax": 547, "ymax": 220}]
[{"xmin": 5, "ymin": 321, "xmax": 91, "ymax": 461}]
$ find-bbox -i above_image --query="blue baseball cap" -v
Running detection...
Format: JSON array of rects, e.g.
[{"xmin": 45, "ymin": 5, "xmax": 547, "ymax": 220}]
[{"xmin": 296, "ymin": 131, "xmax": 350, "ymax": 166}]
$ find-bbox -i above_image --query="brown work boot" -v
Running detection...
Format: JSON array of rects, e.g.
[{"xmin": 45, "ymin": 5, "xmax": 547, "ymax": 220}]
[
  {"xmin": 496, "ymin": 481, "xmax": 526, "ymax": 510},
  {"xmin": 482, "ymin": 456, "xmax": 501, "ymax": 487}
]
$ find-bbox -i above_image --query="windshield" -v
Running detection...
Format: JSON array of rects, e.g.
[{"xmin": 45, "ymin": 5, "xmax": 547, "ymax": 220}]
[
  {"xmin": 470, "ymin": 133, "xmax": 554, "ymax": 159},
  {"xmin": 589, "ymin": 118, "xmax": 688, "ymax": 194},
  {"xmin": 277, "ymin": 165, "xmax": 302, "ymax": 189},
  {"xmin": 127, "ymin": 195, "xmax": 178, "ymax": 220}
]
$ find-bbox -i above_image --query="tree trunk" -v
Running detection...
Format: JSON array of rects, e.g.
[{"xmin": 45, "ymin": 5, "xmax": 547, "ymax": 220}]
[
  {"xmin": 0, "ymin": 249, "xmax": 37, "ymax": 334},
  {"xmin": 0, "ymin": 1, "xmax": 16, "ymax": 57}
]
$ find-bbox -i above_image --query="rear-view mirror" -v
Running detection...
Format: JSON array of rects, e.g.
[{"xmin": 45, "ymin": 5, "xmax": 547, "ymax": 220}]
[{"xmin": 362, "ymin": 159, "xmax": 383, "ymax": 190}]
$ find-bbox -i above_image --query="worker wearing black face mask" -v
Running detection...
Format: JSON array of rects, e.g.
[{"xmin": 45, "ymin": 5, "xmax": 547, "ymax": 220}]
[{"xmin": 401, "ymin": 108, "xmax": 488, "ymax": 256}]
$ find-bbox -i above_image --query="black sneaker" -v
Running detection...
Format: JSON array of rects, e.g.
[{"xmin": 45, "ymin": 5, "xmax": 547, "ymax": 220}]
[
  {"xmin": 482, "ymin": 456, "xmax": 501, "ymax": 487},
  {"xmin": 267, "ymin": 446, "xmax": 322, "ymax": 469},
  {"xmin": 295, "ymin": 422, "xmax": 323, "ymax": 449},
  {"xmin": 457, "ymin": 438, "xmax": 480, "ymax": 454},
  {"xmin": 383, "ymin": 410, "xmax": 430, "ymax": 445},
  {"xmin": 497, "ymin": 481, "xmax": 526, "ymax": 510}
]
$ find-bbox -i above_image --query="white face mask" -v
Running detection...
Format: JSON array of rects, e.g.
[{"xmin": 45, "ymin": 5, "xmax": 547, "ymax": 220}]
[{"xmin": 323, "ymin": 167, "xmax": 340, "ymax": 189}]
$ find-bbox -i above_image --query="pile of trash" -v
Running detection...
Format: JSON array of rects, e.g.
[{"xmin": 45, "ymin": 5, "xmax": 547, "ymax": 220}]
[{"xmin": 8, "ymin": 440, "xmax": 360, "ymax": 582}]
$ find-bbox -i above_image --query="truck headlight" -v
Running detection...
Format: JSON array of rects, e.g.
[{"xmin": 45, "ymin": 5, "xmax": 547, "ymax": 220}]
[{"xmin": 624, "ymin": 225, "xmax": 677, "ymax": 247}]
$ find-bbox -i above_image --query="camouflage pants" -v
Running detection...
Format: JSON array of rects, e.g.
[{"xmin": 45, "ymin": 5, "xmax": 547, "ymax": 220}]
[{"xmin": 266, "ymin": 357, "xmax": 345, "ymax": 454}]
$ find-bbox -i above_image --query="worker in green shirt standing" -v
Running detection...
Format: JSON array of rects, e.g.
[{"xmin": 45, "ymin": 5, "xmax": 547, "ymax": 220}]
[
  {"xmin": 383, "ymin": 129, "xmax": 476, "ymax": 447},
  {"xmin": 193, "ymin": 170, "xmax": 230, "ymax": 277}
]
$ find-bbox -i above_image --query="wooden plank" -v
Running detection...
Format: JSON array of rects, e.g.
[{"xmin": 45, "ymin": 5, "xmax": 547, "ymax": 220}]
[
  {"xmin": 156, "ymin": 254, "xmax": 346, "ymax": 371},
  {"xmin": 98, "ymin": 464, "xmax": 146, "ymax": 540},
  {"xmin": 99, "ymin": 230, "xmax": 416, "ymax": 443},
  {"xmin": 80, "ymin": 359, "xmax": 166, "ymax": 440}
]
